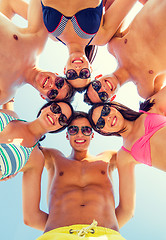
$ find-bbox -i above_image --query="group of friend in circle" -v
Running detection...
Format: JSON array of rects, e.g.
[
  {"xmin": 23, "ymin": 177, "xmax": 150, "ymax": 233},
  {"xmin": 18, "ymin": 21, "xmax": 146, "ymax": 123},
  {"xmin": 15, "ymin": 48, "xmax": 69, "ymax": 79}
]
[{"xmin": 0, "ymin": 0, "xmax": 166, "ymax": 239}]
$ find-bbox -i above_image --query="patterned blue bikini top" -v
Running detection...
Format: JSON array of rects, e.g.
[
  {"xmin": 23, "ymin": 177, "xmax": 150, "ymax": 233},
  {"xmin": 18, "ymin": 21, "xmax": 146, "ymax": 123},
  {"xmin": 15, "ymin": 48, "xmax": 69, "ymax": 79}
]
[
  {"xmin": 0, "ymin": 112, "xmax": 38, "ymax": 179},
  {"xmin": 41, "ymin": 1, "xmax": 103, "ymax": 45}
]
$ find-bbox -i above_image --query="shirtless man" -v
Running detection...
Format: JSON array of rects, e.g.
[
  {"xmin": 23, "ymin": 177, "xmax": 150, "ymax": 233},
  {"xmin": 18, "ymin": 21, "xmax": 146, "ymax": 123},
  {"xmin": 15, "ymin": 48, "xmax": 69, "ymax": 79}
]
[
  {"xmin": 0, "ymin": 0, "xmax": 73, "ymax": 105},
  {"xmin": 84, "ymin": 0, "xmax": 166, "ymax": 104},
  {"xmin": 22, "ymin": 111, "xmax": 135, "ymax": 240}
]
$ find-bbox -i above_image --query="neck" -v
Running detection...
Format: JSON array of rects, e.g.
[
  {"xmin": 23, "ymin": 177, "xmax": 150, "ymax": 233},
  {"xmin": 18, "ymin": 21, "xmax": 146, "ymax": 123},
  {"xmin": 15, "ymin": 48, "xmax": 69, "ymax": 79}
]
[
  {"xmin": 24, "ymin": 66, "xmax": 40, "ymax": 86},
  {"xmin": 121, "ymin": 119, "xmax": 136, "ymax": 140},
  {"xmin": 26, "ymin": 119, "xmax": 48, "ymax": 142},
  {"xmin": 69, "ymin": 149, "xmax": 91, "ymax": 161},
  {"xmin": 67, "ymin": 43, "xmax": 85, "ymax": 55},
  {"xmin": 113, "ymin": 67, "xmax": 130, "ymax": 86}
]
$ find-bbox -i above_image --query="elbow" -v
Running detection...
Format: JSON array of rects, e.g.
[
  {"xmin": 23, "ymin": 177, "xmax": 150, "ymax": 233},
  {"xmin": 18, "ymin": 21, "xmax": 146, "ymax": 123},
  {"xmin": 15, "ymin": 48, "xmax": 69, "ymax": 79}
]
[{"xmin": 23, "ymin": 216, "xmax": 34, "ymax": 227}]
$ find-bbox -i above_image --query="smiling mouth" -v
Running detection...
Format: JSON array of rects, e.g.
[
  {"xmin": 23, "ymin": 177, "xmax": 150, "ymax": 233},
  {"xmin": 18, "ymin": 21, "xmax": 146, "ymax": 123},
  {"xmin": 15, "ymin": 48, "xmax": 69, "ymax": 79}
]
[
  {"xmin": 75, "ymin": 139, "xmax": 86, "ymax": 144},
  {"xmin": 43, "ymin": 77, "xmax": 50, "ymax": 88},
  {"xmin": 111, "ymin": 116, "xmax": 117, "ymax": 127},
  {"xmin": 47, "ymin": 114, "xmax": 55, "ymax": 125},
  {"xmin": 72, "ymin": 59, "xmax": 83, "ymax": 64},
  {"xmin": 105, "ymin": 80, "xmax": 113, "ymax": 91}
]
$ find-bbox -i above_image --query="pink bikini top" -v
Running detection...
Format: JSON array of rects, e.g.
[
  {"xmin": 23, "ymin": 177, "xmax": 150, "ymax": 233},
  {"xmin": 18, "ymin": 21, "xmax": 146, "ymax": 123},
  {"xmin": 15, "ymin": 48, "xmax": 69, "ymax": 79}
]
[{"xmin": 121, "ymin": 111, "xmax": 166, "ymax": 166}]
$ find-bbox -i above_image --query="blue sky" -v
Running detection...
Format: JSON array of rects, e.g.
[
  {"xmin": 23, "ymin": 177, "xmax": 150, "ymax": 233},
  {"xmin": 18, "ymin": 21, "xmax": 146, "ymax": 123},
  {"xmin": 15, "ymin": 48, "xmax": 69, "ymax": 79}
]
[{"xmin": 0, "ymin": 2, "xmax": 166, "ymax": 240}]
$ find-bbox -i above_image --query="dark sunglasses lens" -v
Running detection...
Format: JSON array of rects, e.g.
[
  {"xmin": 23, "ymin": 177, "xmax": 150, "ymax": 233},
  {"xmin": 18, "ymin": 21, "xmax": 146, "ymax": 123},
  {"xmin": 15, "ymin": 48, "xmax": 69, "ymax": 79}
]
[
  {"xmin": 67, "ymin": 126, "xmax": 79, "ymax": 135},
  {"xmin": 92, "ymin": 81, "xmax": 101, "ymax": 92},
  {"xmin": 98, "ymin": 92, "xmax": 109, "ymax": 102},
  {"xmin": 66, "ymin": 69, "xmax": 77, "ymax": 80},
  {"xmin": 50, "ymin": 103, "xmax": 61, "ymax": 114},
  {"xmin": 47, "ymin": 89, "xmax": 58, "ymax": 100},
  {"xmin": 55, "ymin": 78, "xmax": 64, "ymax": 89},
  {"xmin": 96, "ymin": 117, "xmax": 105, "ymax": 130},
  {"xmin": 80, "ymin": 68, "xmax": 90, "ymax": 79},
  {"xmin": 81, "ymin": 126, "xmax": 92, "ymax": 136},
  {"xmin": 59, "ymin": 114, "xmax": 68, "ymax": 126},
  {"xmin": 101, "ymin": 105, "xmax": 111, "ymax": 116}
]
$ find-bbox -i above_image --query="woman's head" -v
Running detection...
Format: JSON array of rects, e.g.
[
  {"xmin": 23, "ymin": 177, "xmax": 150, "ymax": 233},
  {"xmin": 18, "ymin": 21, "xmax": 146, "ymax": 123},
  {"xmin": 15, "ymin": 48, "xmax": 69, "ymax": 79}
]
[
  {"xmin": 37, "ymin": 100, "xmax": 74, "ymax": 134},
  {"xmin": 64, "ymin": 46, "xmax": 98, "ymax": 89},
  {"xmin": 88, "ymin": 102, "xmax": 142, "ymax": 136}
]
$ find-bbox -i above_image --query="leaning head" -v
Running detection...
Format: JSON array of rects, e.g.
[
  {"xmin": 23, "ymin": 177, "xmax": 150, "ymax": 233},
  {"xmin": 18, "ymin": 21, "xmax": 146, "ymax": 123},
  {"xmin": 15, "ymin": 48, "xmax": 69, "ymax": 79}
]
[
  {"xmin": 37, "ymin": 100, "xmax": 74, "ymax": 134},
  {"xmin": 88, "ymin": 102, "xmax": 141, "ymax": 136},
  {"xmin": 84, "ymin": 74, "xmax": 119, "ymax": 105}
]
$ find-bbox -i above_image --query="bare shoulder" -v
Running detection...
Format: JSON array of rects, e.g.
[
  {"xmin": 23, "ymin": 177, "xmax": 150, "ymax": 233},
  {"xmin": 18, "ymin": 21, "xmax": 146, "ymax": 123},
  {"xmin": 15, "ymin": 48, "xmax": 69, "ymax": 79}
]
[
  {"xmin": 117, "ymin": 148, "xmax": 136, "ymax": 168},
  {"xmin": 97, "ymin": 150, "xmax": 117, "ymax": 170}
]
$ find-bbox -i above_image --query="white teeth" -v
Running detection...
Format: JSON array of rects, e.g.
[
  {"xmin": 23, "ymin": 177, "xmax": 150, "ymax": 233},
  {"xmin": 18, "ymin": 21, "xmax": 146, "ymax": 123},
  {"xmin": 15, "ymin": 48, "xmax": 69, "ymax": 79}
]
[
  {"xmin": 112, "ymin": 117, "xmax": 116, "ymax": 126},
  {"xmin": 47, "ymin": 115, "xmax": 54, "ymax": 125},
  {"xmin": 76, "ymin": 140, "xmax": 85, "ymax": 143},
  {"xmin": 43, "ymin": 78, "xmax": 48, "ymax": 88},
  {"xmin": 106, "ymin": 80, "xmax": 113, "ymax": 90},
  {"xmin": 73, "ymin": 60, "xmax": 82, "ymax": 63}
]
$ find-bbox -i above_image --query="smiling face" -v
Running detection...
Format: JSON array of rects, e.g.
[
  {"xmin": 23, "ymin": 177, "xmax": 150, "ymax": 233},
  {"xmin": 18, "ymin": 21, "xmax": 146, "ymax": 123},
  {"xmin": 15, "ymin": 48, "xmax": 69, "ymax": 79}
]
[
  {"xmin": 39, "ymin": 102, "xmax": 72, "ymax": 132},
  {"xmin": 66, "ymin": 117, "xmax": 94, "ymax": 151},
  {"xmin": 92, "ymin": 105, "xmax": 125, "ymax": 134},
  {"xmin": 64, "ymin": 53, "xmax": 92, "ymax": 88},
  {"xmin": 35, "ymin": 72, "xmax": 71, "ymax": 101},
  {"xmin": 87, "ymin": 74, "xmax": 119, "ymax": 103}
]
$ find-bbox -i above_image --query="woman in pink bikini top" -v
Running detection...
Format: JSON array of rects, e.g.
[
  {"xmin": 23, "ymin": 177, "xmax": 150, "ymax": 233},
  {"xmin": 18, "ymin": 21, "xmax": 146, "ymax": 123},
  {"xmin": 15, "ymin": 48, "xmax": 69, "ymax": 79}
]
[{"xmin": 88, "ymin": 86, "xmax": 166, "ymax": 172}]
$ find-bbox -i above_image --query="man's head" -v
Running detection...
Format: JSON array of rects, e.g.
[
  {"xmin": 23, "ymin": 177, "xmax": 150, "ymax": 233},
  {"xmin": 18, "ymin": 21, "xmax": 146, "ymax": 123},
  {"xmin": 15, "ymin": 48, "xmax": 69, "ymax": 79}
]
[
  {"xmin": 66, "ymin": 111, "xmax": 94, "ymax": 151},
  {"xmin": 84, "ymin": 74, "xmax": 119, "ymax": 105},
  {"xmin": 34, "ymin": 71, "xmax": 75, "ymax": 102}
]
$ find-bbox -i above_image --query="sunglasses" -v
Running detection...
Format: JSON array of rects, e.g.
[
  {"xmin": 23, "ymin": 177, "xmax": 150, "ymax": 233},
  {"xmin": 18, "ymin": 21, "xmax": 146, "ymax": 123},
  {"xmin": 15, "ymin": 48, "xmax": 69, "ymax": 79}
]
[
  {"xmin": 47, "ymin": 77, "xmax": 65, "ymax": 100},
  {"xmin": 67, "ymin": 125, "xmax": 93, "ymax": 136},
  {"xmin": 50, "ymin": 102, "xmax": 68, "ymax": 126},
  {"xmin": 95, "ymin": 105, "xmax": 111, "ymax": 130},
  {"xmin": 92, "ymin": 81, "xmax": 108, "ymax": 102},
  {"xmin": 66, "ymin": 68, "xmax": 91, "ymax": 80}
]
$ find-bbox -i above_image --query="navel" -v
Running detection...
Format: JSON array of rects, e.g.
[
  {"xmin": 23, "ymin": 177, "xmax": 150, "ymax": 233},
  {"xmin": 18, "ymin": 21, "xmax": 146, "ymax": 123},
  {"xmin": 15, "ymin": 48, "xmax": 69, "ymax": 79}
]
[
  {"xmin": 13, "ymin": 34, "xmax": 18, "ymax": 40},
  {"xmin": 80, "ymin": 204, "xmax": 85, "ymax": 207},
  {"xmin": 124, "ymin": 39, "xmax": 128, "ymax": 44},
  {"xmin": 59, "ymin": 171, "xmax": 64, "ymax": 176},
  {"xmin": 101, "ymin": 170, "xmax": 105, "ymax": 175},
  {"xmin": 148, "ymin": 70, "xmax": 154, "ymax": 74}
]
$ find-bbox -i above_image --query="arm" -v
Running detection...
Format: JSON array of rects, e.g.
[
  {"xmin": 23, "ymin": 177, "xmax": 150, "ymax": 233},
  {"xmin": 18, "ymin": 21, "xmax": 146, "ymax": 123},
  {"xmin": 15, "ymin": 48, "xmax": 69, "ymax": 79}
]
[
  {"xmin": 149, "ymin": 85, "xmax": 166, "ymax": 115},
  {"xmin": 0, "ymin": 0, "xmax": 28, "ymax": 19},
  {"xmin": 115, "ymin": 150, "xmax": 136, "ymax": 228},
  {"xmin": 0, "ymin": 99, "xmax": 18, "ymax": 118},
  {"xmin": 22, "ymin": 148, "xmax": 48, "ymax": 231},
  {"xmin": 94, "ymin": 0, "xmax": 137, "ymax": 45}
]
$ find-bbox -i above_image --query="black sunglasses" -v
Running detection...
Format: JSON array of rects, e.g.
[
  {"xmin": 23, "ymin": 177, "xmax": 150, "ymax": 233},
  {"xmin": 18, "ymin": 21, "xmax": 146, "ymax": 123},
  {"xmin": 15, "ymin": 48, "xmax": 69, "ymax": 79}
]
[
  {"xmin": 92, "ymin": 80, "xmax": 108, "ymax": 102},
  {"xmin": 47, "ymin": 78, "xmax": 65, "ymax": 100},
  {"xmin": 95, "ymin": 105, "xmax": 111, "ymax": 130},
  {"xmin": 50, "ymin": 102, "xmax": 68, "ymax": 126},
  {"xmin": 66, "ymin": 68, "xmax": 91, "ymax": 80},
  {"xmin": 67, "ymin": 125, "xmax": 92, "ymax": 136}
]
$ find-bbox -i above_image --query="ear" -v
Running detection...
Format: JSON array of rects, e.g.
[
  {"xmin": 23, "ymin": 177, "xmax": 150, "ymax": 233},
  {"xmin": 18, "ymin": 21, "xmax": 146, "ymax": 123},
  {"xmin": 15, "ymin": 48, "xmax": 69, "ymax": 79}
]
[
  {"xmin": 95, "ymin": 74, "xmax": 103, "ymax": 80},
  {"xmin": 40, "ymin": 94, "xmax": 46, "ymax": 100},
  {"xmin": 66, "ymin": 132, "xmax": 69, "ymax": 140},
  {"xmin": 91, "ymin": 132, "xmax": 94, "ymax": 140},
  {"xmin": 110, "ymin": 95, "xmax": 116, "ymax": 102},
  {"xmin": 64, "ymin": 67, "xmax": 66, "ymax": 75}
]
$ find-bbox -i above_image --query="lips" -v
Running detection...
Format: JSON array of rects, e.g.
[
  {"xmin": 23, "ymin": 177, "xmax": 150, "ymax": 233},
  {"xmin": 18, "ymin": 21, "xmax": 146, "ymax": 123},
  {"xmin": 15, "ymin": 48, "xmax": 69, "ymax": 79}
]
[
  {"xmin": 42, "ymin": 77, "xmax": 50, "ymax": 89},
  {"xmin": 105, "ymin": 80, "xmax": 113, "ymax": 91},
  {"xmin": 75, "ymin": 139, "xmax": 86, "ymax": 144},
  {"xmin": 47, "ymin": 114, "xmax": 55, "ymax": 125},
  {"xmin": 72, "ymin": 58, "xmax": 83, "ymax": 64}
]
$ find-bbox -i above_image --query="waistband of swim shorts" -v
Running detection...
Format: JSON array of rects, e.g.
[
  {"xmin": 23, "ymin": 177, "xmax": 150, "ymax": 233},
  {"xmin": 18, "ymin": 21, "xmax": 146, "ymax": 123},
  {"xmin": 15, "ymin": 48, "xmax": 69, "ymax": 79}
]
[{"xmin": 36, "ymin": 222, "xmax": 126, "ymax": 240}]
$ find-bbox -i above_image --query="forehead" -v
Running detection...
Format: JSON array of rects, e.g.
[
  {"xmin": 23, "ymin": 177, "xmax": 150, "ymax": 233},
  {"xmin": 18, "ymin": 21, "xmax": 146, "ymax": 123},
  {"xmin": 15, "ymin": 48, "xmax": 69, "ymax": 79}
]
[
  {"xmin": 71, "ymin": 117, "xmax": 91, "ymax": 127},
  {"xmin": 87, "ymin": 83, "xmax": 102, "ymax": 103},
  {"xmin": 92, "ymin": 106, "xmax": 103, "ymax": 124},
  {"xmin": 58, "ymin": 102, "xmax": 72, "ymax": 118}
]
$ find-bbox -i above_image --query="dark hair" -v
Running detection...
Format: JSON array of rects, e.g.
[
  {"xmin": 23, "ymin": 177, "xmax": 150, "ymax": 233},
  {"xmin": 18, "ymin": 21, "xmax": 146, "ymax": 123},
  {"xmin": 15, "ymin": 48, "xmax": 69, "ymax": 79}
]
[
  {"xmin": 84, "ymin": 90, "xmax": 94, "ymax": 105},
  {"xmin": 37, "ymin": 100, "xmax": 74, "ymax": 135},
  {"xmin": 139, "ymin": 98, "xmax": 155, "ymax": 112},
  {"xmin": 88, "ymin": 101, "xmax": 142, "ymax": 136},
  {"xmin": 69, "ymin": 111, "xmax": 91, "ymax": 126},
  {"xmin": 85, "ymin": 45, "xmax": 98, "ymax": 64}
]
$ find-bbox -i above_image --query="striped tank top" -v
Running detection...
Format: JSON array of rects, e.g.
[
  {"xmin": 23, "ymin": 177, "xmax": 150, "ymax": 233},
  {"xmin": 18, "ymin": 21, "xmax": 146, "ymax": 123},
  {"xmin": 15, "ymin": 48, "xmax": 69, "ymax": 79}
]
[{"xmin": 0, "ymin": 112, "xmax": 38, "ymax": 180}]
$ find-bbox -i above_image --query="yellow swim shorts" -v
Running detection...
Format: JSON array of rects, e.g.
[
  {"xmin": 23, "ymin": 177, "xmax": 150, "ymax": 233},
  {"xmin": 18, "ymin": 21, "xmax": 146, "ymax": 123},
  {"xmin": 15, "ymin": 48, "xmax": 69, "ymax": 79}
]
[{"xmin": 36, "ymin": 221, "xmax": 126, "ymax": 240}]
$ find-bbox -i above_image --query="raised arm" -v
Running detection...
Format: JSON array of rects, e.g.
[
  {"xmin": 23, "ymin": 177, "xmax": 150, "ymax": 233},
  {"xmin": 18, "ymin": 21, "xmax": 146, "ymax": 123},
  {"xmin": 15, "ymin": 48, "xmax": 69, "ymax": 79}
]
[
  {"xmin": 115, "ymin": 150, "xmax": 136, "ymax": 228},
  {"xmin": 94, "ymin": 0, "xmax": 137, "ymax": 45},
  {"xmin": 0, "ymin": 0, "xmax": 28, "ymax": 19},
  {"xmin": 0, "ymin": 98, "xmax": 18, "ymax": 118},
  {"xmin": 22, "ymin": 148, "xmax": 48, "ymax": 231}
]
